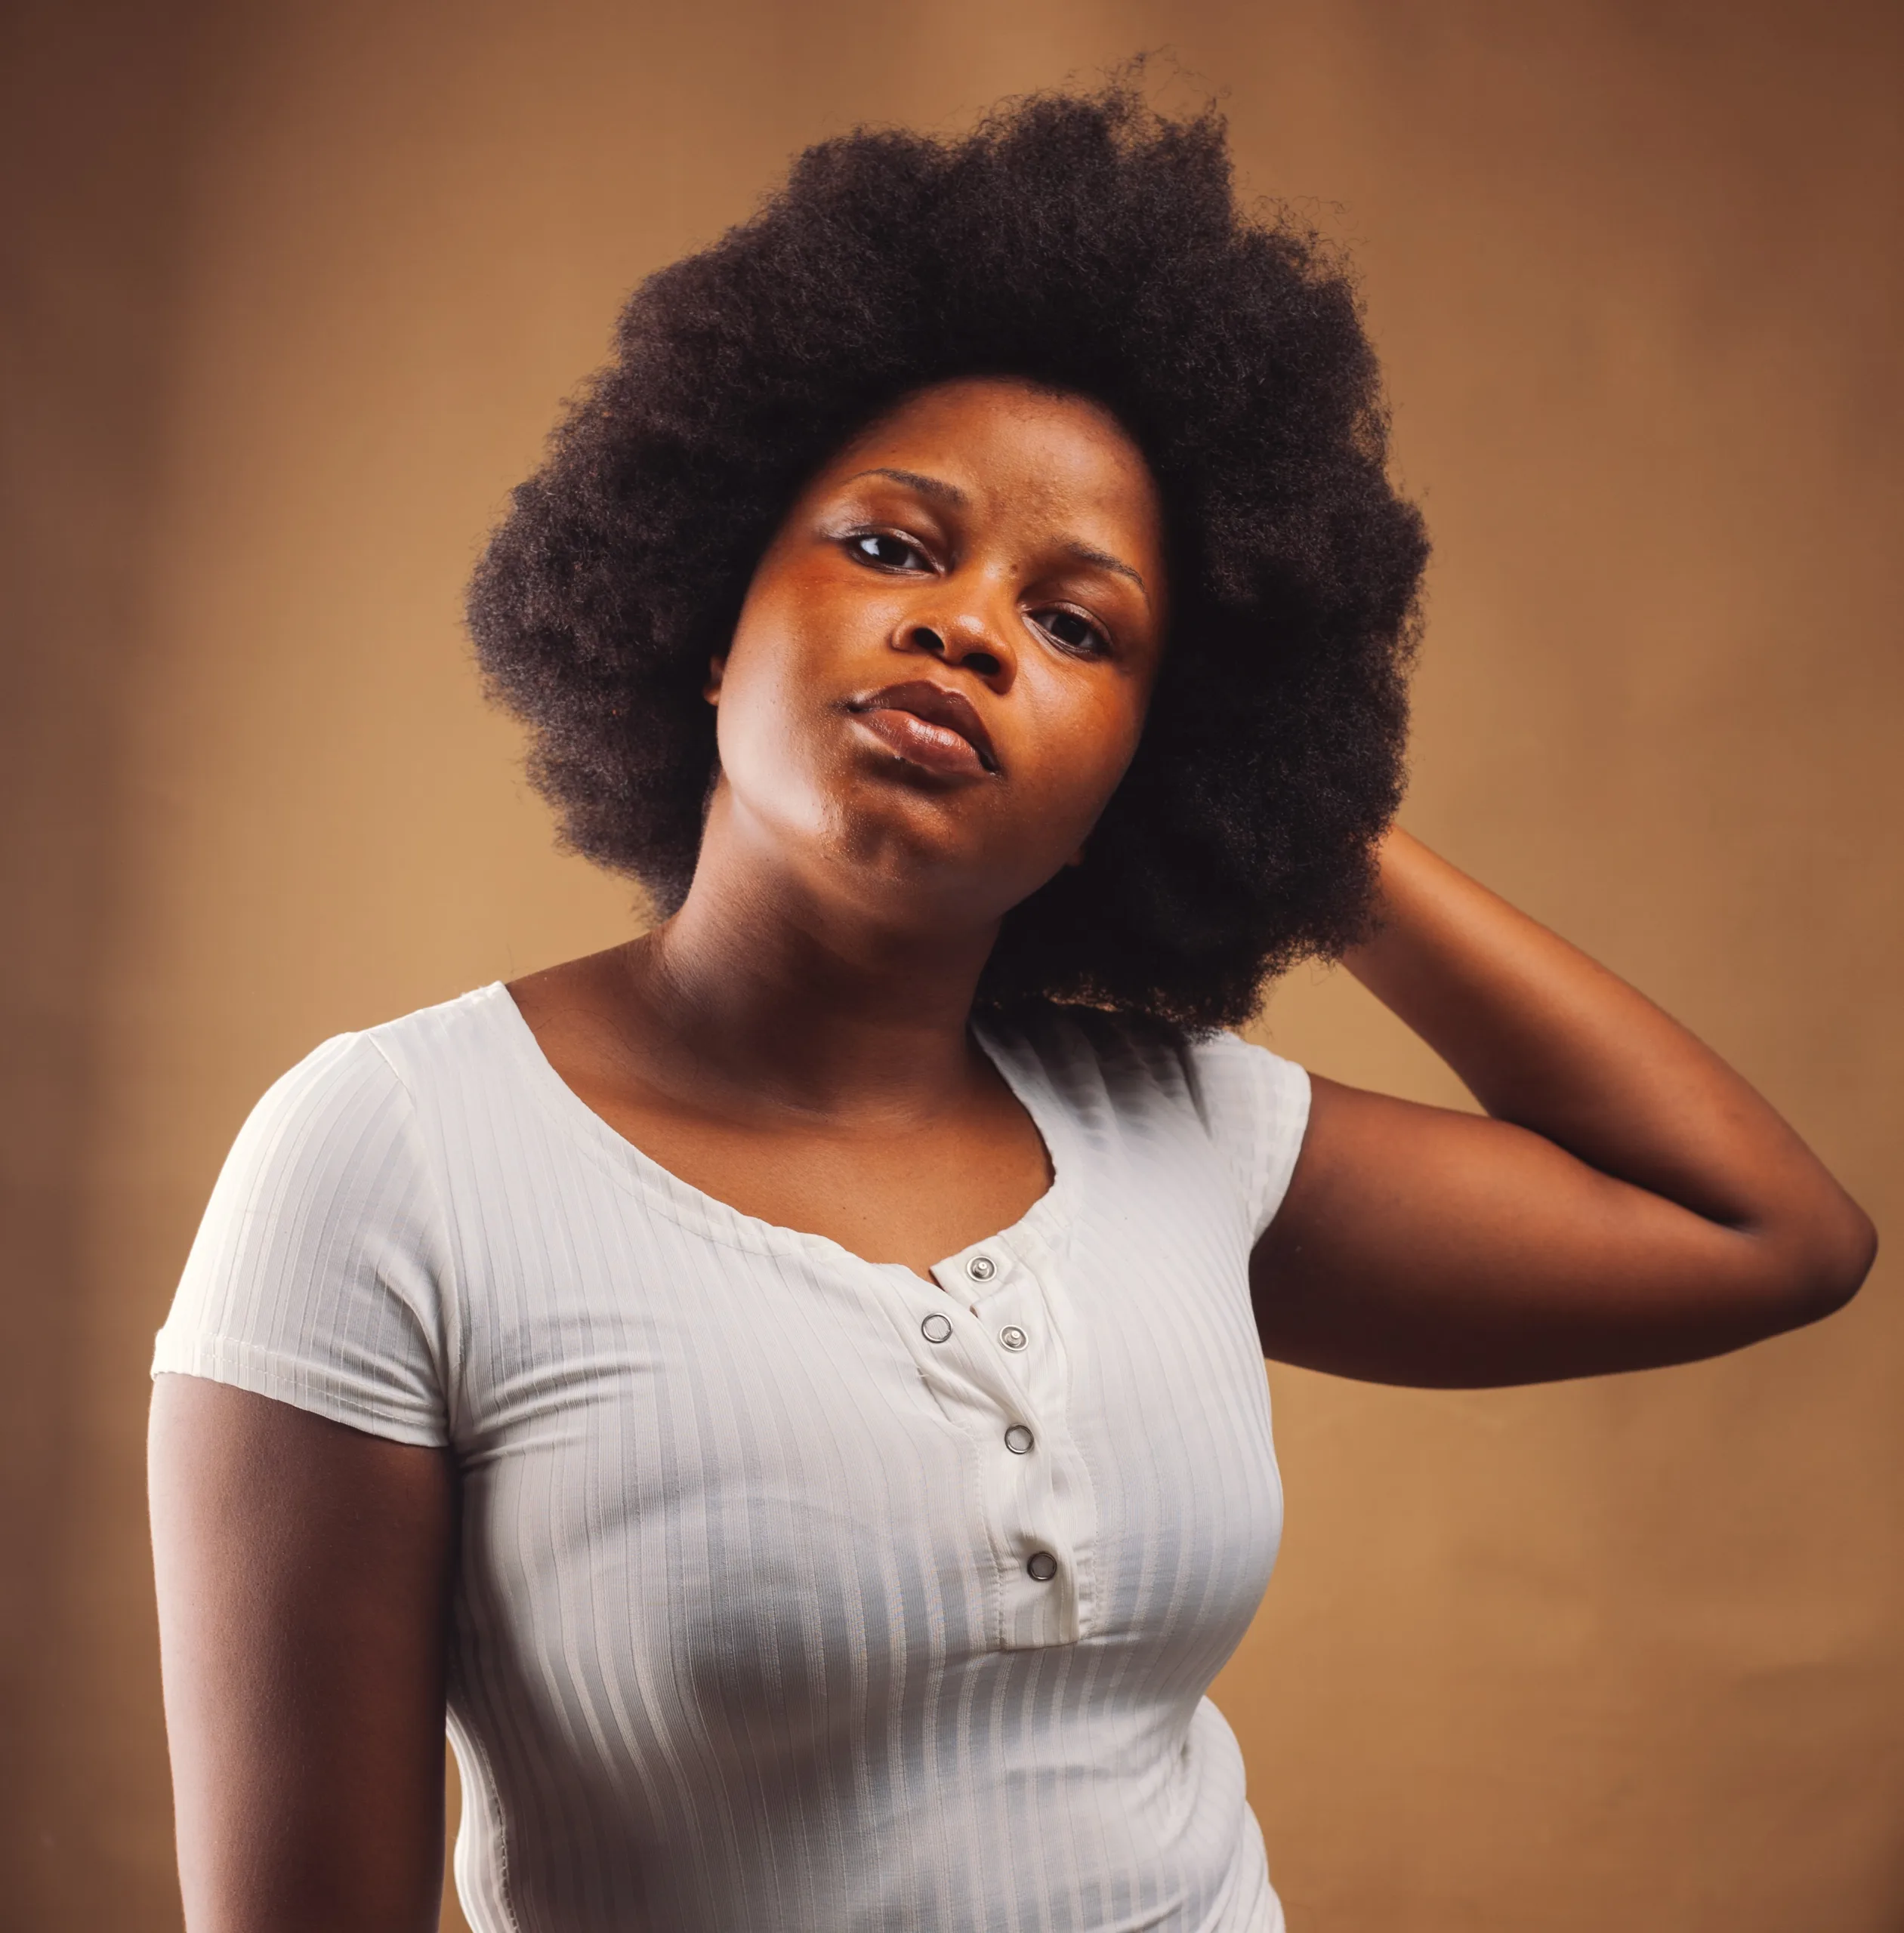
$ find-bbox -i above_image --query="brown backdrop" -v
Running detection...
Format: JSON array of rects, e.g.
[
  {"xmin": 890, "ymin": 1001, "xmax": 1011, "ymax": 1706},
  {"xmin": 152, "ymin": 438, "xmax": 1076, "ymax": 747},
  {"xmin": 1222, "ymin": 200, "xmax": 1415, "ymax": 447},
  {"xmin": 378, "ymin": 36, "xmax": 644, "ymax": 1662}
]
[{"xmin": 5, "ymin": 1, "xmax": 1899, "ymax": 1927}]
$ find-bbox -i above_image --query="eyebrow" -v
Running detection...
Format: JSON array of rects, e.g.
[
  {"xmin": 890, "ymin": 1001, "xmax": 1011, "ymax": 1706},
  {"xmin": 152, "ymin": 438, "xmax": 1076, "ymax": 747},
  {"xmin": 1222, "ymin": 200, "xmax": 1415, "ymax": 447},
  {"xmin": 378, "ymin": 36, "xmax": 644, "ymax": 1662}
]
[
  {"xmin": 845, "ymin": 467, "xmax": 1151, "ymax": 597},
  {"xmin": 1061, "ymin": 539, "xmax": 1148, "ymax": 595},
  {"xmin": 848, "ymin": 466, "xmax": 969, "ymax": 507}
]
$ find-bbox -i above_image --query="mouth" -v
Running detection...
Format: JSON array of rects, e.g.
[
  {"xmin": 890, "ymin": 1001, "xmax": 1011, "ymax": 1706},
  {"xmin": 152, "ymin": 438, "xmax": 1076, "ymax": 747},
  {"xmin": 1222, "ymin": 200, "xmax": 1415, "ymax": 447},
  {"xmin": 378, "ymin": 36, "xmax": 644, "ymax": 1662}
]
[{"xmin": 844, "ymin": 680, "xmax": 1000, "ymax": 778}]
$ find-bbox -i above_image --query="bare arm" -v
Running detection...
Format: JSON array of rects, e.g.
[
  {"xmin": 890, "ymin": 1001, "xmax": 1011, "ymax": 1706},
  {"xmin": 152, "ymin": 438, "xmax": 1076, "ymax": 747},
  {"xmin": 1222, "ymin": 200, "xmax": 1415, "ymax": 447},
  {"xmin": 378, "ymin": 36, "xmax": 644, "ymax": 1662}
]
[
  {"xmin": 149, "ymin": 1374, "xmax": 457, "ymax": 1933},
  {"xmin": 1253, "ymin": 829, "xmax": 1877, "ymax": 1386}
]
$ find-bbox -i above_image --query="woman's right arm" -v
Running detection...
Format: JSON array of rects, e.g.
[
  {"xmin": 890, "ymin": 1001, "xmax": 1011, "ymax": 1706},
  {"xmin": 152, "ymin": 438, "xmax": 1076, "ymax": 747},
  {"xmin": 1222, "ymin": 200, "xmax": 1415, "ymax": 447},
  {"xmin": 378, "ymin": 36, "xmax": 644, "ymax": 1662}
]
[{"xmin": 149, "ymin": 1374, "xmax": 458, "ymax": 1933}]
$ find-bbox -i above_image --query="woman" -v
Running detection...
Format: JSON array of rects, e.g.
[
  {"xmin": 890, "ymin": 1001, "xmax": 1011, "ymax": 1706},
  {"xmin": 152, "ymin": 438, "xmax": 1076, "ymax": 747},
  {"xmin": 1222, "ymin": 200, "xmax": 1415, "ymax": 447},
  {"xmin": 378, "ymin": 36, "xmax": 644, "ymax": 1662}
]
[{"xmin": 148, "ymin": 85, "xmax": 1874, "ymax": 1933}]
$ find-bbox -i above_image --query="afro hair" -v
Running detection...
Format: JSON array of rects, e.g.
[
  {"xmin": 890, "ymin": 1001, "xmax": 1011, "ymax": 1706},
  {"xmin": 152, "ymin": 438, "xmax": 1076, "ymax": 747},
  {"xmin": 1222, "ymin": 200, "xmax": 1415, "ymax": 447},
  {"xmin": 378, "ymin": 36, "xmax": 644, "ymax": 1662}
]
[{"xmin": 468, "ymin": 78, "xmax": 1428, "ymax": 1031}]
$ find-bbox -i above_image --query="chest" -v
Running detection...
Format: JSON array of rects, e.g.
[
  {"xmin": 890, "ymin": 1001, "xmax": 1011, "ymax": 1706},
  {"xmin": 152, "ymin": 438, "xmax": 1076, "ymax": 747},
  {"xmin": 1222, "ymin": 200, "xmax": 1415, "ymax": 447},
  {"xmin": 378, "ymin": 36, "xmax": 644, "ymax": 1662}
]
[
  {"xmin": 436, "ymin": 1124, "xmax": 1281, "ymax": 1712},
  {"xmin": 558, "ymin": 1077, "xmax": 1054, "ymax": 1281}
]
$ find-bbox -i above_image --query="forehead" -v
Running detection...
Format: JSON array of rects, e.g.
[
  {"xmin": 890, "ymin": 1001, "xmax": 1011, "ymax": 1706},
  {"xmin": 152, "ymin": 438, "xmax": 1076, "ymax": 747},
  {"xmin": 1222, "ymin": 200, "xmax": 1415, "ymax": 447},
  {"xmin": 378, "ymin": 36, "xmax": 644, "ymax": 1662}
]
[{"xmin": 822, "ymin": 378, "xmax": 1162, "ymax": 536}]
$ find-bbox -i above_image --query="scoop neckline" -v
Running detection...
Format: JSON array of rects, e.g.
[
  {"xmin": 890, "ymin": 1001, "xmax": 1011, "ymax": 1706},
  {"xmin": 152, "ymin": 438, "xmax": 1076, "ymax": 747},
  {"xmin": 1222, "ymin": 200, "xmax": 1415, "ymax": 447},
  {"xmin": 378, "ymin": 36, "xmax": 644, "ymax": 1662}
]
[{"xmin": 475, "ymin": 980, "xmax": 1072, "ymax": 1278}]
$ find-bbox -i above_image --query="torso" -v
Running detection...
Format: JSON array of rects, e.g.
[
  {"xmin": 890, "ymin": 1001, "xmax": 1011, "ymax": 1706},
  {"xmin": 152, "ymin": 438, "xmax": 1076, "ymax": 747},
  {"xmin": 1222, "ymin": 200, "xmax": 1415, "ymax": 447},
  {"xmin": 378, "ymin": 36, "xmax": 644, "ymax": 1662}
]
[{"xmin": 159, "ymin": 983, "xmax": 1313, "ymax": 1932}]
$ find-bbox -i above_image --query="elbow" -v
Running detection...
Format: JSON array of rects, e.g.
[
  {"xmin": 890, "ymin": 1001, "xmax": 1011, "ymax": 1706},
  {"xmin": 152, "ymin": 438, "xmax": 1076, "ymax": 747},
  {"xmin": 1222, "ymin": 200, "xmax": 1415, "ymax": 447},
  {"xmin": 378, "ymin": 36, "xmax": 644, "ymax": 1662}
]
[{"xmin": 1776, "ymin": 1195, "xmax": 1878, "ymax": 1330}]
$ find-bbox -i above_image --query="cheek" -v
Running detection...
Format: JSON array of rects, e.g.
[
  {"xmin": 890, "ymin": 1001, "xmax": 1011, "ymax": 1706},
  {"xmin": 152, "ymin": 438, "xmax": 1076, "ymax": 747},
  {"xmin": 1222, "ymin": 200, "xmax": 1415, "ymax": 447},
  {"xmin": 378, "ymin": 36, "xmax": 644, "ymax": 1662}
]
[
  {"xmin": 714, "ymin": 658, "xmax": 813, "ymax": 812},
  {"xmin": 713, "ymin": 594, "xmax": 858, "ymax": 814},
  {"xmin": 1026, "ymin": 678, "xmax": 1150, "ymax": 825}
]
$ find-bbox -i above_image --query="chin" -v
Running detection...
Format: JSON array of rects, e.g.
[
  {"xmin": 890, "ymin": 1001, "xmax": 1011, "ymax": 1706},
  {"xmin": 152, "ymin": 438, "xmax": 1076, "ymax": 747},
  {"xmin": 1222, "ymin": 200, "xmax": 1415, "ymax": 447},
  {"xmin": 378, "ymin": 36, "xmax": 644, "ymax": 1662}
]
[{"xmin": 804, "ymin": 797, "xmax": 1011, "ymax": 920}]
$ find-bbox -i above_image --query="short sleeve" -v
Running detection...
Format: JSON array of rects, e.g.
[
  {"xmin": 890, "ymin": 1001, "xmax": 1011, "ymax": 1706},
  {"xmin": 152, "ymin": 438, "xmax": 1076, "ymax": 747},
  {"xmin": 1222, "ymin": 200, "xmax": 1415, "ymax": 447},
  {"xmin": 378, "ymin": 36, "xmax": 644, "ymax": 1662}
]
[
  {"xmin": 152, "ymin": 1030, "xmax": 453, "ymax": 1447},
  {"xmin": 1184, "ymin": 1031, "xmax": 1314, "ymax": 1244}
]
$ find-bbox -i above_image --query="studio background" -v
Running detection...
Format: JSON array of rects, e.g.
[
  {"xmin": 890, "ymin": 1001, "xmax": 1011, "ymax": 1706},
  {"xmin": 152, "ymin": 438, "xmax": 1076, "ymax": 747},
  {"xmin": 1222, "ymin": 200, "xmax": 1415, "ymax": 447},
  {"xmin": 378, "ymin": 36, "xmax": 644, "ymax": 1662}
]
[{"xmin": 5, "ymin": 1, "xmax": 1899, "ymax": 1927}]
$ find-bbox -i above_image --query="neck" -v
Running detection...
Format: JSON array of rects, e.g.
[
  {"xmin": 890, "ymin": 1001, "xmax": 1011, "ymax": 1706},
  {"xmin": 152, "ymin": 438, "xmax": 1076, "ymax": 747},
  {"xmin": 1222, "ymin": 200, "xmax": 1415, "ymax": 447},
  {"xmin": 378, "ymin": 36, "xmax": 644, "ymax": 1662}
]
[{"xmin": 628, "ymin": 803, "xmax": 1003, "ymax": 1122}]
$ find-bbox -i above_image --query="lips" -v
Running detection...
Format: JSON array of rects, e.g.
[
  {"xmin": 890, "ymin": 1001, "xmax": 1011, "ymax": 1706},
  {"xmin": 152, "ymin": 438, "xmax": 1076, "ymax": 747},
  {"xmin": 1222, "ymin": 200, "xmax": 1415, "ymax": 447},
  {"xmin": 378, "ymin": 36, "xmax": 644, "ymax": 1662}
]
[{"xmin": 845, "ymin": 680, "xmax": 999, "ymax": 778}]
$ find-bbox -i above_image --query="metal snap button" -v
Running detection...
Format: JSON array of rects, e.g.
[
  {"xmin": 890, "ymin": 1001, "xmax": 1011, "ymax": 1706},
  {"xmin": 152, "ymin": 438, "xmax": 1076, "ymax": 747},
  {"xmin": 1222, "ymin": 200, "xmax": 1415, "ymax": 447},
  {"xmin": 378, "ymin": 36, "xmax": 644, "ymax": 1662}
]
[
  {"xmin": 1004, "ymin": 1423, "xmax": 1034, "ymax": 1455},
  {"xmin": 966, "ymin": 1254, "xmax": 997, "ymax": 1282},
  {"xmin": 998, "ymin": 1324, "xmax": 1028, "ymax": 1352},
  {"xmin": 1026, "ymin": 1551, "xmax": 1058, "ymax": 1582},
  {"xmin": 921, "ymin": 1313, "xmax": 953, "ymax": 1344}
]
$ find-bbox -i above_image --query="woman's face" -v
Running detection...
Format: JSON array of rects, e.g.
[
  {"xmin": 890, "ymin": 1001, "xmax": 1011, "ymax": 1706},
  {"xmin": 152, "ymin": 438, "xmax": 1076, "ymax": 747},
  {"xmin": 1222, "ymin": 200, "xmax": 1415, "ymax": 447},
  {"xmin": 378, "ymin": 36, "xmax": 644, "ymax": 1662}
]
[{"xmin": 708, "ymin": 377, "xmax": 1169, "ymax": 929}]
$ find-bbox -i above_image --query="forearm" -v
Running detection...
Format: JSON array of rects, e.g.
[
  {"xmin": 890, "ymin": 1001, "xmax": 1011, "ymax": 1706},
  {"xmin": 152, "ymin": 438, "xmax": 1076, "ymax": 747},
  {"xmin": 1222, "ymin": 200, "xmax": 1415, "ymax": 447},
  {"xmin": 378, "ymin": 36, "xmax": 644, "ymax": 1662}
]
[{"xmin": 1344, "ymin": 829, "xmax": 1872, "ymax": 1263}]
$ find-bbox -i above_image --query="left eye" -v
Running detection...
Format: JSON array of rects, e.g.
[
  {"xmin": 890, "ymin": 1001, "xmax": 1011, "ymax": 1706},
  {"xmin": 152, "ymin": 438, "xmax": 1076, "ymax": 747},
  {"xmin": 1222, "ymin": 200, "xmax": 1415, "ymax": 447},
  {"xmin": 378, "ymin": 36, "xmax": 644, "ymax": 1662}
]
[
  {"xmin": 1034, "ymin": 608, "xmax": 1108, "ymax": 655},
  {"xmin": 850, "ymin": 532, "xmax": 927, "ymax": 570}
]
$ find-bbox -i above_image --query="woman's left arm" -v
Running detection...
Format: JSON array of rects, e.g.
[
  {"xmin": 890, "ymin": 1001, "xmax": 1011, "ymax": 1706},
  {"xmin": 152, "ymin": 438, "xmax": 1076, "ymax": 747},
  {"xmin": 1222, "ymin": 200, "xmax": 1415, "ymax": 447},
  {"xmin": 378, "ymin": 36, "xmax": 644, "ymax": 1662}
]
[{"xmin": 1251, "ymin": 829, "xmax": 1878, "ymax": 1386}]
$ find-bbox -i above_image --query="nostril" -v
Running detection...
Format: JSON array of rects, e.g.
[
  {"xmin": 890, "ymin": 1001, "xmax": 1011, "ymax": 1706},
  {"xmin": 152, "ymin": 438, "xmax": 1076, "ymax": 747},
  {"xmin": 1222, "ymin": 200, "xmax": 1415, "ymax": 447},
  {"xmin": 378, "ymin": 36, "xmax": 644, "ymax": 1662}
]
[
  {"xmin": 910, "ymin": 625, "xmax": 946, "ymax": 655},
  {"xmin": 963, "ymin": 649, "xmax": 1001, "ymax": 678}
]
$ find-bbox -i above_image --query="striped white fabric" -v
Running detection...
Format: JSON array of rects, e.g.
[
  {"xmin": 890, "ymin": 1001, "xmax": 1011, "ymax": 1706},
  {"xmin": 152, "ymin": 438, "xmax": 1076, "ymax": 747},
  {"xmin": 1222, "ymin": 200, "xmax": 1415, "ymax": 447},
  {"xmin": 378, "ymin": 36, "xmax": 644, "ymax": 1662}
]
[{"xmin": 155, "ymin": 983, "xmax": 1311, "ymax": 1933}]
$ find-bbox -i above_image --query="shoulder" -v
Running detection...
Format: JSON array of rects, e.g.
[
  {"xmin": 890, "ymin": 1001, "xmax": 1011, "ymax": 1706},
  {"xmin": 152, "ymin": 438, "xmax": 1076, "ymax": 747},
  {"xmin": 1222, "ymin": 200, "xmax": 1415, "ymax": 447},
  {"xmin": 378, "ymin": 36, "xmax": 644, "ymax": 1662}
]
[
  {"xmin": 985, "ymin": 1000, "xmax": 1304, "ymax": 1124},
  {"xmin": 983, "ymin": 1004, "xmax": 1311, "ymax": 1238},
  {"xmin": 210, "ymin": 983, "xmax": 514, "ymax": 1173},
  {"xmin": 150, "ymin": 990, "xmax": 519, "ymax": 1447},
  {"xmin": 181, "ymin": 982, "xmax": 531, "ymax": 1327},
  {"xmin": 352, "ymin": 980, "xmax": 523, "ymax": 1098}
]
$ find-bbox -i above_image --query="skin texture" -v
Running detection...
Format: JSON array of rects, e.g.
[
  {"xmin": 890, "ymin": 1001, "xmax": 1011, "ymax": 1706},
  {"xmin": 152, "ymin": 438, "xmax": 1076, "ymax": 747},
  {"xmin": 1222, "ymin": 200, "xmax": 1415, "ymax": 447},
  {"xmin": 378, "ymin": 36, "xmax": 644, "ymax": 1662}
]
[
  {"xmin": 150, "ymin": 1382, "xmax": 456, "ymax": 1933},
  {"xmin": 150, "ymin": 378, "xmax": 1875, "ymax": 1931}
]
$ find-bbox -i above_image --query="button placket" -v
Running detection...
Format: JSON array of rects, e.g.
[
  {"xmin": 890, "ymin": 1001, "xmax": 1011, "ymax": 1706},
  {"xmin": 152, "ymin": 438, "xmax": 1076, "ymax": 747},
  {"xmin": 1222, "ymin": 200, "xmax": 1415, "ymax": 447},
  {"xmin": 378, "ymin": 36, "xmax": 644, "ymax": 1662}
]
[
  {"xmin": 1004, "ymin": 1238, "xmax": 1099, "ymax": 1647},
  {"xmin": 974, "ymin": 1284, "xmax": 1060, "ymax": 1417},
  {"xmin": 909, "ymin": 1235, "xmax": 1095, "ymax": 1648}
]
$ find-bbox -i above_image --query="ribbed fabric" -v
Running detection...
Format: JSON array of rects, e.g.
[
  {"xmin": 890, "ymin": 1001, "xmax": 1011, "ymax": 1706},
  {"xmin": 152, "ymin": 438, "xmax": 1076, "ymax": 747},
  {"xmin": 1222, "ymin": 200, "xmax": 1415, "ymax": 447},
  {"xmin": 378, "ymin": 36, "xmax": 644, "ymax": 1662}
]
[{"xmin": 155, "ymin": 983, "xmax": 1310, "ymax": 1933}]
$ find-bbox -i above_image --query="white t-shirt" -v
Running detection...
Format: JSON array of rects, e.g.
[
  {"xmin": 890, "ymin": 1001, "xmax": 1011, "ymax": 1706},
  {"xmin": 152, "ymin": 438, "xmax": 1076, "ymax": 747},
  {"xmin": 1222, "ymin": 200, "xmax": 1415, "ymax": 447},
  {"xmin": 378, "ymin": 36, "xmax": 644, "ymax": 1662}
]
[{"xmin": 155, "ymin": 982, "xmax": 1311, "ymax": 1933}]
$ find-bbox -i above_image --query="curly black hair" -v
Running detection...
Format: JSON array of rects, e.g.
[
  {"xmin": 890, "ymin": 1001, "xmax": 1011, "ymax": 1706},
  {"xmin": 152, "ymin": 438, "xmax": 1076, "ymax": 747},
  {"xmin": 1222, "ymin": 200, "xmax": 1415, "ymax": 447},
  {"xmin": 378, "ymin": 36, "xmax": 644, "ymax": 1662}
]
[{"xmin": 468, "ymin": 79, "xmax": 1427, "ymax": 1031}]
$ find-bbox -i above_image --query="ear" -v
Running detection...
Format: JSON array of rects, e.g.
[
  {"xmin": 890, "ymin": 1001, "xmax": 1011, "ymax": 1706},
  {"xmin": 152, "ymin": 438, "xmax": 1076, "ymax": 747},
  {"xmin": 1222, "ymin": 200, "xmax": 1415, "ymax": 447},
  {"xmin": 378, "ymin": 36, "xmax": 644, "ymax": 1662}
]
[{"xmin": 703, "ymin": 654, "xmax": 727, "ymax": 705}]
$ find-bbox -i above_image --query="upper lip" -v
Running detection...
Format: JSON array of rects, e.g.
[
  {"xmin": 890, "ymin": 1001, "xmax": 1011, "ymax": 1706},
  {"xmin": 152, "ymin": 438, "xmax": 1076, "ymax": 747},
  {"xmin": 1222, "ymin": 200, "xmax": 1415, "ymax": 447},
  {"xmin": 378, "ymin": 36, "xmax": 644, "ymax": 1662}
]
[{"xmin": 847, "ymin": 680, "xmax": 999, "ymax": 773}]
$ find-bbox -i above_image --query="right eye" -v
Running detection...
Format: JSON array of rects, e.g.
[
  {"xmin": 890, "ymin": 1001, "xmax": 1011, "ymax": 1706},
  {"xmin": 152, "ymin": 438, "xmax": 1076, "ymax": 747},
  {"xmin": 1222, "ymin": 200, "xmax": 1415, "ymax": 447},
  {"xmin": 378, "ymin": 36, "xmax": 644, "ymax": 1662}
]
[{"xmin": 847, "ymin": 531, "xmax": 930, "ymax": 572}]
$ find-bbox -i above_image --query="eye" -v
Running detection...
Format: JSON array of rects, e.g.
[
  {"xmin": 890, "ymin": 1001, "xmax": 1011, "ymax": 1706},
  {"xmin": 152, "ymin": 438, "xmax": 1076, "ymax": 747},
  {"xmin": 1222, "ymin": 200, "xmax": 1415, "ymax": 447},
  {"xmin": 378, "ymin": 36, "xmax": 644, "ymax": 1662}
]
[
  {"xmin": 847, "ymin": 530, "xmax": 930, "ymax": 572},
  {"xmin": 1032, "ymin": 606, "xmax": 1109, "ymax": 657}
]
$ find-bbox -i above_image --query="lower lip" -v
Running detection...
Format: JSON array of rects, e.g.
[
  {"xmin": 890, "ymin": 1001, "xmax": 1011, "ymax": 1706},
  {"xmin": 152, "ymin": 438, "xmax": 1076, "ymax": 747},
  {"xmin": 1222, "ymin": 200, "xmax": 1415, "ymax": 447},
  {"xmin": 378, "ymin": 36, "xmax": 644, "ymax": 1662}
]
[{"xmin": 849, "ymin": 707, "xmax": 992, "ymax": 778}]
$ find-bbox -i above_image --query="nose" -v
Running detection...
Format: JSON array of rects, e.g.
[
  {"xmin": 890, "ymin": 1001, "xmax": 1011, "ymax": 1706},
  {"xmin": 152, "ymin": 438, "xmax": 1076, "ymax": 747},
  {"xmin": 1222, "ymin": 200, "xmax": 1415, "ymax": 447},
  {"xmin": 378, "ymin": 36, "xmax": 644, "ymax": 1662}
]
[{"xmin": 897, "ymin": 611, "xmax": 1015, "ymax": 692}]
